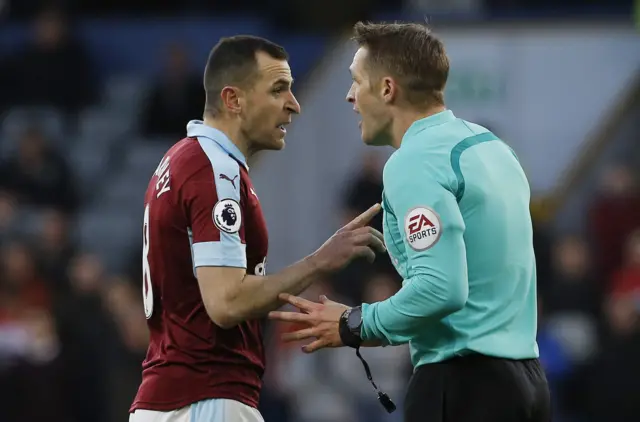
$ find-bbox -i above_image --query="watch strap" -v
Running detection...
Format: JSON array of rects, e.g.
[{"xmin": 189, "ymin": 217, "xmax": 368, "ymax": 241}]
[{"xmin": 339, "ymin": 306, "xmax": 363, "ymax": 348}]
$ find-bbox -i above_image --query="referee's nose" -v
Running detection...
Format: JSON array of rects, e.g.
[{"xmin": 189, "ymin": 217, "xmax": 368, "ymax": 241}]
[{"xmin": 346, "ymin": 84, "xmax": 355, "ymax": 105}]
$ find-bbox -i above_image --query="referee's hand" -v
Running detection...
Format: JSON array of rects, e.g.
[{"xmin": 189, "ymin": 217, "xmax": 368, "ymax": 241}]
[{"xmin": 269, "ymin": 293, "xmax": 349, "ymax": 353}]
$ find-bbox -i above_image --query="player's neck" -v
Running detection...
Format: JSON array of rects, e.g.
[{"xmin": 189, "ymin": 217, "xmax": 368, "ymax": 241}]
[
  {"xmin": 391, "ymin": 105, "xmax": 447, "ymax": 149},
  {"xmin": 203, "ymin": 117, "xmax": 251, "ymax": 159}
]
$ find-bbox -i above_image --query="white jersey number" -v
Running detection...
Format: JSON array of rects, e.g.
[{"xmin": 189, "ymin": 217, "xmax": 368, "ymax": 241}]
[
  {"xmin": 142, "ymin": 204, "xmax": 154, "ymax": 319},
  {"xmin": 255, "ymin": 257, "xmax": 267, "ymax": 276}
]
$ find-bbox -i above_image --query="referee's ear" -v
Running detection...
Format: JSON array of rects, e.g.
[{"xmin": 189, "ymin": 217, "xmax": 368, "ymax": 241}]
[{"xmin": 381, "ymin": 76, "xmax": 397, "ymax": 105}]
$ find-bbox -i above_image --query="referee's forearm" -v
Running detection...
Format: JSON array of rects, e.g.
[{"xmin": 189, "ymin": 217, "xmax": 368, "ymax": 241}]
[{"xmin": 361, "ymin": 273, "xmax": 467, "ymax": 344}]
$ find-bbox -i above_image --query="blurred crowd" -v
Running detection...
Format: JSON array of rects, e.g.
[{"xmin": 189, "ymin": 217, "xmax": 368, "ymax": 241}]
[{"xmin": 0, "ymin": 3, "xmax": 639, "ymax": 422}]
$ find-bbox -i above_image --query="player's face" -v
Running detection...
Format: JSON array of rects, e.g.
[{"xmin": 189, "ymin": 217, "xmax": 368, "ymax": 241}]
[
  {"xmin": 240, "ymin": 52, "xmax": 300, "ymax": 151},
  {"xmin": 346, "ymin": 47, "xmax": 393, "ymax": 146}
]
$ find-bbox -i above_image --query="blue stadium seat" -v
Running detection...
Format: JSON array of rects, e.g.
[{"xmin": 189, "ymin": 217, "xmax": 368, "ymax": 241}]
[
  {"xmin": 0, "ymin": 106, "xmax": 67, "ymax": 155},
  {"xmin": 68, "ymin": 136, "xmax": 114, "ymax": 197},
  {"xmin": 75, "ymin": 206, "xmax": 140, "ymax": 273},
  {"xmin": 103, "ymin": 74, "xmax": 150, "ymax": 112},
  {"xmin": 78, "ymin": 107, "xmax": 133, "ymax": 141},
  {"xmin": 97, "ymin": 139, "xmax": 171, "ymax": 207},
  {"xmin": 124, "ymin": 140, "xmax": 173, "ymax": 173}
]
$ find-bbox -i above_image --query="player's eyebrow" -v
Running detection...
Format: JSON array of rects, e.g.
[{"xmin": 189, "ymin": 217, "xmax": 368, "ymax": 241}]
[{"xmin": 272, "ymin": 77, "xmax": 293, "ymax": 87}]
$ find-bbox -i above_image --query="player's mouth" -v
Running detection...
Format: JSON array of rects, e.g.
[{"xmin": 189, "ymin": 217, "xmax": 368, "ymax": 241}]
[{"xmin": 277, "ymin": 122, "xmax": 290, "ymax": 135}]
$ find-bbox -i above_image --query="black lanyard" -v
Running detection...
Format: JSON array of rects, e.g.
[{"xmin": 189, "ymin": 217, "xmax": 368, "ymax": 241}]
[{"xmin": 355, "ymin": 346, "xmax": 397, "ymax": 413}]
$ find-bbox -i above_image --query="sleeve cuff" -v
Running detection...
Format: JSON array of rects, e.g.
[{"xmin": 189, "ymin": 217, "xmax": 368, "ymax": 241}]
[
  {"xmin": 361, "ymin": 302, "xmax": 388, "ymax": 345},
  {"xmin": 192, "ymin": 241, "xmax": 247, "ymax": 268}
]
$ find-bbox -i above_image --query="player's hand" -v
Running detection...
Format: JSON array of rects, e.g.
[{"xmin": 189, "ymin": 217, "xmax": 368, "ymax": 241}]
[
  {"xmin": 269, "ymin": 293, "xmax": 348, "ymax": 353},
  {"xmin": 312, "ymin": 203, "xmax": 385, "ymax": 272}
]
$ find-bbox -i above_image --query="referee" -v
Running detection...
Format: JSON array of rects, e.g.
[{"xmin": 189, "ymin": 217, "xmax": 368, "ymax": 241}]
[{"xmin": 269, "ymin": 21, "xmax": 550, "ymax": 422}]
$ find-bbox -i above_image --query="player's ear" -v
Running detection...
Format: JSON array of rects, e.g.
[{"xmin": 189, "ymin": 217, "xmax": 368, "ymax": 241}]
[
  {"xmin": 381, "ymin": 77, "xmax": 396, "ymax": 104},
  {"xmin": 220, "ymin": 86, "xmax": 242, "ymax": 114}
]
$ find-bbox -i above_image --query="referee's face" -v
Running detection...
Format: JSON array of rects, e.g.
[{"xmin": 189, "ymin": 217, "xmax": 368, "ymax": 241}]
[{"xmin": 347, "ymin": 48, "xmax": 393, "ymax": 147}]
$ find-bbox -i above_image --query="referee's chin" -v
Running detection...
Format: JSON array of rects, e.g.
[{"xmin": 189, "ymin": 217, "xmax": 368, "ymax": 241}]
[
  {"xmin": 362, "ymin": 126, "xmax": 392, "ymax": 147},
  {"xmin": 362, "ymin": 135, "xmax": 386, "ymax": 147}
]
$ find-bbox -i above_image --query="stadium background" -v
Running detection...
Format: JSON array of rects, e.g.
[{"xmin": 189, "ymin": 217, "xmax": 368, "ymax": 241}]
[{"xmin": 0, "ymin": 0, "xmax": 639, "ymax": 421}]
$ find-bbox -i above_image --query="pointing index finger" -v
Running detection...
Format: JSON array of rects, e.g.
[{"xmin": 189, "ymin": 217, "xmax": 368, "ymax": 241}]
[{"xmin": 343, "ymin": 203, "xmax": 381, "ymax": 231}]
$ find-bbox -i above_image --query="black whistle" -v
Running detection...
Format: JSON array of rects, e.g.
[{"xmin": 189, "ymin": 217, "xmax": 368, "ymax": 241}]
[{"xmin": 377, "ymin": 391, "xmax": 397, "ymax": 413}]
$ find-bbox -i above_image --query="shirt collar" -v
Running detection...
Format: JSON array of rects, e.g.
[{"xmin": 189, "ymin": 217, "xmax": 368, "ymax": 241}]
[
  {"xmin": 402, "ymin": 110, "xmax": 456, "ymax": 144},
  {"xmin": 186, "ymin": 120, "xmax": 248, "ymax": 169}
]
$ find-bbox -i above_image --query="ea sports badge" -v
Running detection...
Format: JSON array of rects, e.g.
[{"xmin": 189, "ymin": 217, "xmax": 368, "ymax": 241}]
[
  {"xmin": 404, "ymin": 206, "xmax": 442, "ymax": 251},
  {"xmin": 213, "ymin": 199, "xmax": 242, "ymax": 234}
]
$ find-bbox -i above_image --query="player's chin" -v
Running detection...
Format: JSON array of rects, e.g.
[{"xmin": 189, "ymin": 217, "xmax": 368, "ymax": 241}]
[{"xmin": 264, "ymin": 136, "xmax": 286, "ymax": 151}]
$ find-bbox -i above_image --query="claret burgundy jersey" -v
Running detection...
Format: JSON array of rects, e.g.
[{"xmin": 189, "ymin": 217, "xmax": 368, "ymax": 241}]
[{"xmin": 130, "ymin": 120, "xmax": 269, "ymax": 413}]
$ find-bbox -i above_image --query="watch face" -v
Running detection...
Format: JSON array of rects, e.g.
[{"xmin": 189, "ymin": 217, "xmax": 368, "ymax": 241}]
[{"xmin": 347, "ymin": 308, "xmax": 362, "ymax": 329}]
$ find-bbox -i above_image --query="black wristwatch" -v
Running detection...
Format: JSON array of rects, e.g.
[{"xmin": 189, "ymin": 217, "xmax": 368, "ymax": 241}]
[{"xmin": 339, "ymin": 306, "xmax": 363, "ymax": 348}]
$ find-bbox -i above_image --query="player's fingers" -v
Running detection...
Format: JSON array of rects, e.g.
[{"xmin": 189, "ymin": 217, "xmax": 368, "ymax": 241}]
[
  {"xmin": 282, "ymin": 327, "xmax": 318, "ymax": 342},
  {"xmin": 369, "ymin": 233, "xmax": 386, "ymax": 253},
  {"xmin": 302, "ymin": 339, "xmax": 327, "ymax": 354},
  {"xmin": 355, "ymin": 246, "xmax": 376, "ymax": 263},
  {"xmin": 278, "ymin": 293, "xmax": 321, "ymax": 312},
  {"xmin": 268, "ymin": 310, "xmax": 314, "ymax": 323},
  {"xmin": 342, "ymin": 203, "xmax": 381, "ymax": 230},
  {"xmin": 369, "ymin": 227, "xmax": 385, "ymax": 244},
  {"xmin": 352, "ymin": 226, "xmax": 384, "ymax": 242},
  {"xmin": 352, "ymin": 232, "xmax": 386, "ymax": 253}
]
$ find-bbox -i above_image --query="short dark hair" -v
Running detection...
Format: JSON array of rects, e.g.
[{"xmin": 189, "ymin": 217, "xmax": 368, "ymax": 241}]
[
  {"xmin": 352, "ymin": 21, "xmax": 449, "ymax": 107},
  {"xmin": 203, "ymin": 35, "xmax": 288, "ymax": 117}
]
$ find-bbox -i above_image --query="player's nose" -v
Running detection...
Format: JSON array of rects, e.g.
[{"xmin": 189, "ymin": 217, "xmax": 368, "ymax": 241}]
[{"xmin": 286, "ymin": 93, "xmax": 301, "ymax": 115}]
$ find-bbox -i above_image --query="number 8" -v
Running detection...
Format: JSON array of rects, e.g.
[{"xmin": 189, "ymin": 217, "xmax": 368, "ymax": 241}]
[{"xmin": 143, "ymin": 204, "xmax": 154, "ymax": 319}]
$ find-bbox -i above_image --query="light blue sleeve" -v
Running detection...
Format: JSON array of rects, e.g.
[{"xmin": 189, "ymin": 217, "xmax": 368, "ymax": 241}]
[
  {"xmin": 190, "ymin": 137, "xmax": 246, "ymax": 269},
  {"xmin": 361, "ymin": 157, "xmax": 468, "ymax": 344}
]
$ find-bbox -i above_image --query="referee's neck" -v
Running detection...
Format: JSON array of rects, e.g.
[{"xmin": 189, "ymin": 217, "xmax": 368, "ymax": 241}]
[{"xmin": 392, "ymin": 105, "xmax": 447, "ymax": 148}]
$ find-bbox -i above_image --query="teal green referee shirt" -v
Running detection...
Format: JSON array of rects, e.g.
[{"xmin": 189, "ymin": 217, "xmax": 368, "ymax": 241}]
[{"xmin": 360, "ymin": 110, "xmax": 539, "ymax": 369}]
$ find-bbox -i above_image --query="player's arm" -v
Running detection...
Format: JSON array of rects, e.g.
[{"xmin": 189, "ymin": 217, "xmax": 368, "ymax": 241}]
[
  {"xmin": 197, "ymin": 258, "xmax": 318, "ymax": 328},
  {"xmin": 197, "ymin": 225, "xmax": 383, "ymax": 329},
  {"xmin": 360, "ymin": 161, "xmax": 468, "ymax": 345},
  {"xmin": 185, "ymin": 165, "xmax": 384, "ymax": 329}
]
